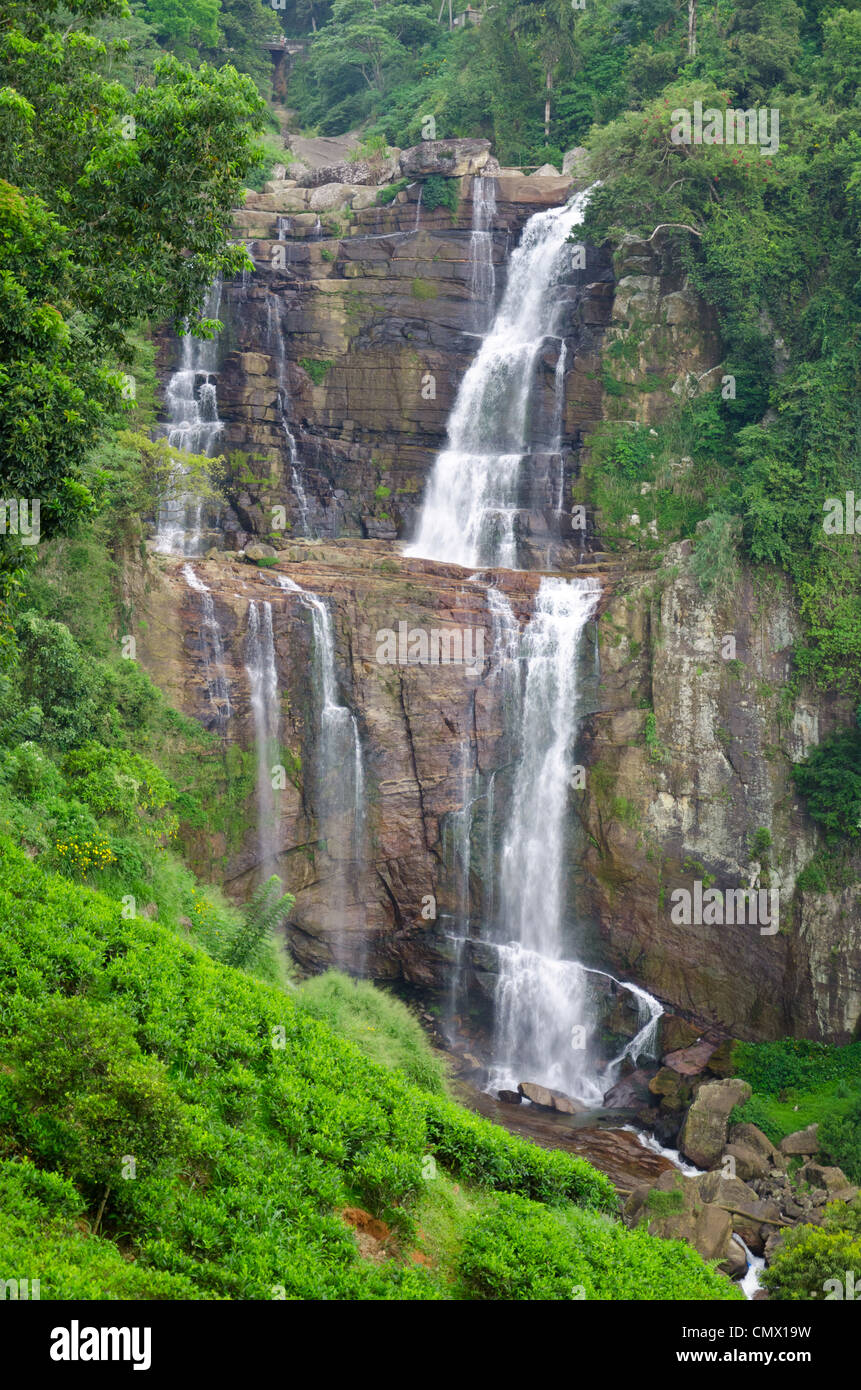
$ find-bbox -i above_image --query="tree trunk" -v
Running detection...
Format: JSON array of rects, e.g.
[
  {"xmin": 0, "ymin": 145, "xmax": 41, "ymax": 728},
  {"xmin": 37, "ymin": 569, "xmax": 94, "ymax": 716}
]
[
  {"xmin": 544, "ymin": 70, "xmax": 552, "ymax": 143},
  {"xmin": 687, "ymin": 0, "xmax": 697, "ymax": 57}
]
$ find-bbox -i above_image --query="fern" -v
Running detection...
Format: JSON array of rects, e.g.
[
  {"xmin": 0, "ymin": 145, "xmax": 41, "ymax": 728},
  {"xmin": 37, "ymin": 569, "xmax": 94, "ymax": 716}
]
[{"xmin": 222, "ymin": 875, "xmax": 293, "ymax": 969}]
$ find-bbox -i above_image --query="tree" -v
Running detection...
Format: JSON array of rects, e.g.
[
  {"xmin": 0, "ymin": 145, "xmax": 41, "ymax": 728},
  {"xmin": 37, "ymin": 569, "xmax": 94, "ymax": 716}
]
[
  {"xmin": 509, "ymin": 0, "xmax": 578, "ymax": 144},
  {"xmin": 0, "ymin": 0, "xmax": 264, "ymax": 557}
]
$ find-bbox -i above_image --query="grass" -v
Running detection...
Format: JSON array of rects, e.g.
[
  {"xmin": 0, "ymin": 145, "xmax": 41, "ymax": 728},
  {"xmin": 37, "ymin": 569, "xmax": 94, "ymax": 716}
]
[
  {"xmin": 0, "ymin": 833, "xmax": 744, "ymax": 1300},
  {"xmin": 295, "ymin": 972, "xmax": 447, "ymax": 1094},
  {"xmin": 731, "ymin": 1083, "xmax": 861, "ymax": 1147}
]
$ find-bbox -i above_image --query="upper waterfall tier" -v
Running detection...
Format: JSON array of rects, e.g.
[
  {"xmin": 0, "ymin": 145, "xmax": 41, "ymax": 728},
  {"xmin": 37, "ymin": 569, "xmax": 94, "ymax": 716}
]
[{"xmin": 405, "ymin": 187, "xmax": 595, "ymax": 570}]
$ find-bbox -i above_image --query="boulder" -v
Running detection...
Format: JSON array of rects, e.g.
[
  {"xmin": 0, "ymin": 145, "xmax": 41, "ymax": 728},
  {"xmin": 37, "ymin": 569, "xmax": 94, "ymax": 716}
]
[
  {"xmin": 629, "ymin": 1170, "xmax": 736, "ymax": 1266},
  {"xmin": 562, "ymin": 146, "xmax": 589, "ymax": 179},
  {"xmin": 308, "ymin": 183, "xmax": 361, "ymax": 212},
  {"xmin": 517, "ymin": 1082, "xmax": 584, "ymax": 1113},
  {"xmin": 780, "ymin": 1124, "xmax": 819, "ymax": 1156},
  {"xmin": 678, "ymin": 1078, "xmax": 752, "ymax": 1168},
  {"xmin": 705, "ymin": 1039, "xmax": 737, "ymax": 1077},
  {"xmin": 531, "ymin": 163, "xmax": 560, "ymax": 177},
  {"xmin": 299, "ymin": 153, "xmax": 400, "ymax": 188},
  {"xmin": 796, "ymin": 1163, "xmax": 858, "ymax": 1203},
  {"xmin": 721, "ymin": 1142, "xmax": 772, "ymax": 1183},
  {"xmin": 729, "ymin": 1122, "xmax": 784, "ymax": 1166},
  {"xmin": 399, "ymin": 138, "xmax": 491, "ymax": 178},
  {"xmin": 351, "ymin": 188, "xmax": 380, "ymax": 210},
  {"xmin": 722, "ymin": 1235, "xmax": 750, "ymax": 1279},
  {"xmin": 603, "ymin": 1068, "xmax": 656, "ymax": 1108},
  {"xmin": 648, "ymin": 1066, "xmax": 688, "ymax": 1104},
  {"xmin": 698, "ymin": 1171, "xmax": 782, "ymax": 1230},
  {"xmin": 243, "ymin": 543, "xmax": 277, "ymax": 562},
  {"xmin": 498, "ymin": 1089, "xmax": 521, "ymax": 1105},
  {"xmin": 518, "ymin": 1081, "xmax": 554, "ymax": 1109},
  {"xmin": 662, "ymin": 1040, "xmax": 717, "ymax": 1077}
]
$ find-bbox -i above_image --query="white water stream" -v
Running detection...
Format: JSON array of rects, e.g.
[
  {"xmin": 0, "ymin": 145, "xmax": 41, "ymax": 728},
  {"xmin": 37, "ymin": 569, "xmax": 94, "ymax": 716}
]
[
  {"xmin": 181, "ymin": 565, "xmax": 231, "ymax": 728},
  {"xmin": 245, "ymin": 599, "xmax": 281, "ymax": 877},
  {"xmin": 277, "ymin": 575, "xmax": 366, "ymax": 961},
  {"xmin": 156, "ymin": 280, "xmax": 224, "ymax": 556},
  {"xmin": 405, "ymin": 187, "xmax": 594, "ymax": 568}
]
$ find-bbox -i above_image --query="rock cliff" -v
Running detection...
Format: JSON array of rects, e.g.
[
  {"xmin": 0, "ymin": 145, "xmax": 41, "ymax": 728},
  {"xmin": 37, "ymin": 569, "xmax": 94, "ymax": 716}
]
[{"xmin": 137, "ymin": 152, "xmax": 860, "ymax": 1049}]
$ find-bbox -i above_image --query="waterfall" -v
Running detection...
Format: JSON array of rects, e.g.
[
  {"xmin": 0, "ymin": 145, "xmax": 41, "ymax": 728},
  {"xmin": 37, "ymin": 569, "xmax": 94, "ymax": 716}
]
[
  {"xmin": 244, "ymin": 600, "xmax": 281, "ymax": 876},
  {"xmin": 276, "ymin": 575, "xmax": 366, "ymax": 962},
  {"xmin": 405, "ymin": 186, "xmax": 594, "ymax": 568},
  {"xmin": 181, "ymin": 565, "xmax": 231, "ymax": 728},
  {"xmin": 413, "ymin": 182, "xmax": 423, "ymax": 231},
  {"xmin": 483, "ymin": 576, "xmax": 661, "ymax": 1103},
  {"xmin": 469, "ymin": 175, "xmax": 497, "ymax": 330},
  {"xmin": 553, "ymin": 339, "xmax": 568, "ymax": 520},
  {"xmin": 156, "ymin": 279, "xmax": 224, "ymax": 556},
  {"xmin": 265, "ymin": 292, "xmax": 311, "ymax": 537}
]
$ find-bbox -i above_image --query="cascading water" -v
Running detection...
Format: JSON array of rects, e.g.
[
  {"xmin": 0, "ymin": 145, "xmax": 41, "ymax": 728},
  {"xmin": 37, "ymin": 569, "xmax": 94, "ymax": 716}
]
[
  {"xmin": 265, "ymin": 292, "xmax": 311, "ymax": 537},
  {"xmin": 469, "ymin": 175, "xmax": 497, "ymax": 331},
  {"xmin": 276, "ymin": 575, "xmax": 366, "ymax": 962},
  {"xmin": 182, "ymin": 565, "xmax": 232, "ymax": 729},
  {"xmin": 552, "ymin": 339, "xmax": 568, "ymax": 521},
  {"xmin": 405, "ymin": 187, "xmax": 594, "ymax": 569},
  {"xmin": 476, "ymin": 577, "xmax": 663, "ymax": 1103},
  {"xmin": 156, "ymin": 279, "xmax": 224, "ymax": 556},
  {"xmin": 488, "ymin": 577, "xmax": 602, "ymax": 1098},
  {"xmin": 244, "ymin": 600, "xmax": 281, "ymax": 876}
]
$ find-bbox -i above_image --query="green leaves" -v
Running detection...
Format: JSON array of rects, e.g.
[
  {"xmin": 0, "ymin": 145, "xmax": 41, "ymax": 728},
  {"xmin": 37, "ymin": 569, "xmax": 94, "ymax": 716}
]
[{"xmin": 0, "ymin": 2, "xmax": 264, "ymax": 555}]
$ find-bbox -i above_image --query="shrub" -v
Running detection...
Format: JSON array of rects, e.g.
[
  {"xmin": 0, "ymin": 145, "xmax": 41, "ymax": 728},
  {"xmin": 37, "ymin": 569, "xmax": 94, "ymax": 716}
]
[
  {"xmin": 296, "ymin": 972, "xmax": 446, "ymax": 1094},
  {"xmin": 457, "ymin": 1194, "xmax": 741, "ymax": 1301},
  {"xmin": 376, "ymin": 179, "xmax": 408, "ymax": 205},
  {"xmin": 691, "ymin": 513, "xmax": 741, "ymax": 601},
  {"xmin": 733, "ymin": 1039, "xmax": 861, "ymax": 1095},
  {"xmin": 423, "ymin": 1094, "xmax": 617, "ymax": 1211},
  {"xmin": 221, "ymin": 875, "xmax": 293, "ymax": 969},
  {"xmin": 792, "ymin": 715, "xmax": 861, "ymax": 843},
  {"xmin": 299, "ymin": 358, "xmax": 333, "ymax": 385},
  {"xmin": 15, "ymin": 612, "xmax": 102, "ymax": 749},
  {"xmin": 763, "ymin": 1222, "xmax": 861, "ymax": 1300},
  {"xmin": 820, "ymin": 1103, "xmax": 861, "ymax": 1184},
  {"xmin": 421, "ymin": 175, "xmax": 459, "ymax": 214}
]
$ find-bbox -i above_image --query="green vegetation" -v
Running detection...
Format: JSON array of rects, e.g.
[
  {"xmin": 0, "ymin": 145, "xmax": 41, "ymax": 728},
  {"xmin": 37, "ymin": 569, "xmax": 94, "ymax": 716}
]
[
  {"xmin": 295, "ymin": 972, "xmax": 446, "ymax": 1093},
  {"xmin": 376, "ymin": 178, "xmax": 409, "ymax": 205},
  {"xmin": 764, "ymin": 1197, "xmax": 861, "ymax": 1300},
  {"xmin": 793, "ymin": 710, "xmax": 861, "ymax": 843},
  {"xmin": 455, "ymin": 1193, "xmax": 739, "ymax": 1300},
  {"xmin": 299, "ymin": 357, "xmax": 334, "ymax": 384},
  {"xmin": 0, "ymin": 0, "xmax": 263, "ymax": 627},
  {"xmin": 730, "ymin": 1039, "xmax": 861, "ymax": 1185},
  {"xmin": 420, "ymin": 174, "xmax": 459, "ymax": 214},
  {"xmin": 0, "ymin": 834, "xmax": 740, "ymax": 1299}
]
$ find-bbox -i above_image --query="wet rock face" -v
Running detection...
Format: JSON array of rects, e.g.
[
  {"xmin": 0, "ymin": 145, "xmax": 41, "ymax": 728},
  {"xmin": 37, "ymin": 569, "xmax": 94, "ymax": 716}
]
[
  {"xmin": 576, "ymin": 541, "xmax": 861, "ymax": 1042},
  {"xmin": 157, "ymin": 172, "xmax": 612, "ymax": 558},
  {"xmin": 145, "ymin": 170, "xmax": 861, "ymax": 1048},
  {"xmin": 135, "ymin": 542, "xmax": 577, "ymax": 982}
]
